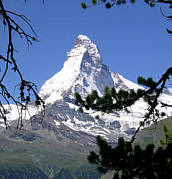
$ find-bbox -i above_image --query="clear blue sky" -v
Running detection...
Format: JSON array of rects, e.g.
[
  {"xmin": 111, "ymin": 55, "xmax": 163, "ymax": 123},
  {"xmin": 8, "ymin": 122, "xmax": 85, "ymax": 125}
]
[{"xmin": 2, "ymin": 0, "xmax": 172, "ymax": 93}]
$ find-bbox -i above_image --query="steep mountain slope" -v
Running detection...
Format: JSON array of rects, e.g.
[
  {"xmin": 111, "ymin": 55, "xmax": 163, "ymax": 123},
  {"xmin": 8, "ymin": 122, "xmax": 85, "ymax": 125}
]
[
  {"xmin": 38, "ymin": 34, "xmax": 172, "ymax": 141},
  {"xmin": 39, "ymin": 35, "xmax": 115, "ymax": 103},
  {"xmin": 39, "ymin": 35, "xmax": 144, "ymax": 104},
  {"xmin": 1, "ymin": 34, "xmax": 172, "ymax": 141},
  {"xmin": 0, "ymin": 34, "xmax": 172, "ymax": 178},
  {"xmin": 134, "ymin": 117, "xmax": 172, "ymax": 148},
  {"xmin": 101, "ymin": 117, "xmax": 172, "ymax": 179},
  {"xmin": 0, "ymin": 125, "xmax": 101, "ymax": 178}
]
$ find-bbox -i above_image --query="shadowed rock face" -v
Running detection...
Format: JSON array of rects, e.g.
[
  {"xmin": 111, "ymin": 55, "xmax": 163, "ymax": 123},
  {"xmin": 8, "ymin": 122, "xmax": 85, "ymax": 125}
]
[
  {"xmin": 37, "ymin": 35, "xmax": 148, "ymax": 143},
  {"xmin": 3, "ymin": 35, "xmax": 172, "ymax": 146},
  {"xmin": 0, "ymin": 118, "xmax": 101, "ymax": 179},
  {"xmin": 1, "ymin": 35, "xmax": 172, "ymax": 178},
  {"xmin": 39, "ymin": 34, "xmax": 115, "ymax": 103}
]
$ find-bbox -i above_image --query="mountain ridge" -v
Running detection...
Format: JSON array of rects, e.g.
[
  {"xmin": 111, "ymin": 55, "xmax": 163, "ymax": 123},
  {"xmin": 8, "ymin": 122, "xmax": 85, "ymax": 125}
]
[
  {"xmin": 0, "ymin": 34, "xmax": 172, "ymax": 178},
  {"xmin": 39, "ymin": 34, "xmax": 141, "ymax": 105},
  {"xmin": 1, "ymin": 34, "xmax": 172, "ymax": 143}
]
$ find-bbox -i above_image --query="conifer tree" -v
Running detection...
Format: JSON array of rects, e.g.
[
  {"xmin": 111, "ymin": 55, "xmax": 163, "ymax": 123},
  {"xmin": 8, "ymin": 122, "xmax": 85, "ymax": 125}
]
[
  {"xmin": 87, "ymin": 136, "xmax": 172, "ymax": 179},
  {"xmin": 75, "ymin": 72, "xmax": 172, "ymax": 178},
  {"xmin": 77, "ymin": 1, "xmax": 172, "ymax": 176}
]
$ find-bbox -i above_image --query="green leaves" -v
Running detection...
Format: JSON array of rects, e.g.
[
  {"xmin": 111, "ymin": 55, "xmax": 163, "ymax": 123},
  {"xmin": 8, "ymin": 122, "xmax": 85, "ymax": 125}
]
[
  {"xmin": 144, "ymin": 0, "xmax": 155, "ymax": 7},
  {"xmin": 137, "ymin": 76, "xmax": 147, "ymax": 86},
  {"xmin": 81, "ymin": 2, "xmax": 87, "ymax": 9},
  {"xmin": 74, "ymin": 92, "xmax": 83, "ymax": 105},
  {"xmin": 87, "ymin": 151, "xmax": 100, "ymax": 164},
  {"xmin": 88, "ymin": 135, "xmax": 172, "ymax": 178},
  {"xmin": 150, "ymin": 1, "xmax": 155, "ymax": 7},
  {"xmin": 105, "ymin": 2, "xmax": 112, "ymax": 8},
  {"xmin": 104, "ymin": 86, "xmax": 111, "ymax": 95},
  {"xmin": 130, "ymin": 0, "xmax": 135, "ymax": 3},
  {"xmin": 74, "ymin": 86, "xmax": 143, "ymax": 113},
  {"xmin": 75, "ymin": 67, "xmax": 172, "ymax": 149},
  {"xmin": 92, "ymin": 0, "xmax": 97, "ymax": 5},
  {"xmin": 81, "ymin": 0, "xmax": 136, "ymax": 10},
  {"xmin": 137, "ymin": 76, "xmax": 156, "ymax": 88}
]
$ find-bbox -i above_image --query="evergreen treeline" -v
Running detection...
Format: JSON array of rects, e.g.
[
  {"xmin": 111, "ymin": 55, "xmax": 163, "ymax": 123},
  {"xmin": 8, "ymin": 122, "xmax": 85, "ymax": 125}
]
[
  {"xmin": 88, "ymin": 132, "xmax": 172, "ymax": 179},
  {"xmin": 75, "ymin": 72, "xmax": 172, "ymax": 178}
]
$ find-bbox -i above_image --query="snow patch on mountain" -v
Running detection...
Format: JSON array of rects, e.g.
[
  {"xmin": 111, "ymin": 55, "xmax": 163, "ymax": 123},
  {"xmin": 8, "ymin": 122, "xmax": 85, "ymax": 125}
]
[
  {"xmin": 164, "ymin": 88, "xmax": 172, "ymax": 96},
  {"xmin": 1, "ymin": 34, "xmax": 172, "ymax": 144},
  {"xmin": 0, "ymin": 104, "xmax": 39, "ymax": 124},
  {"xmin": 39, "ymin": 46, "xmax": 87, "ymax": 103},
  {"xmin": 111, "ymin": 73, "xmax": 143, "ymax": 91},
  {"xmin": 39, "ymin": 34, "xmax": 115, "ymax": 103},
  {"xmin": 39, "ymin": 35, "xmax": 144, "ymax": 105}
]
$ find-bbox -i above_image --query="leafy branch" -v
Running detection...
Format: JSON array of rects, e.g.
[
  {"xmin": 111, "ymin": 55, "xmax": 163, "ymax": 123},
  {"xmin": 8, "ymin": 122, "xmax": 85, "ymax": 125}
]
[
  {"xmin": 81, "ymin": 0, "xmax": 172, "ymax": 33},
  {"xmin": 88, "ymin": 136, "xmax": 172, "ymax": 178},
  {"xmin": 75, "ymin": 67, "xmax": 172, "ymax": 142}
]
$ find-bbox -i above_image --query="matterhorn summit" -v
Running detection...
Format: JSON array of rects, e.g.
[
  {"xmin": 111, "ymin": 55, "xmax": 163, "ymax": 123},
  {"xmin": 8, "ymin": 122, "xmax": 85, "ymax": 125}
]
[
  {"xmin": 37, "ymin": 34, "xmax": 172, "ymax": 139},
  {"xmin": 1, "ymin": 35, "xmax": 172, "ymax": 145},
  {"xmin": 0, "ymin": 36, "xmax": 172, "ymax": 179},
  {"xmin": 39, "ymin": 35, "xmax": 139, "ymax": 104}
]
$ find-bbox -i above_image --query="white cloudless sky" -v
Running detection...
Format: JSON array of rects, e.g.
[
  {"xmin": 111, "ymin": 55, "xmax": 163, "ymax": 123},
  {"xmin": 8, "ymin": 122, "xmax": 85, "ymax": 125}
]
[{"xmin": 1, "ymin": 0, "xmax": 172, "ymax": 95}]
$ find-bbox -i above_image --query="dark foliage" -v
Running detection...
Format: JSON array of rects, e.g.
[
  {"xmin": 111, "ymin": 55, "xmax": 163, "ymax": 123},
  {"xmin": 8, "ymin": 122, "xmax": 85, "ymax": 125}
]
[
  {"xmin": 78, "ymin": 2, "xmax": 172, "ymax": 177},
  {"xmin": 81, "ymin": 0, "xmax": 172, "ymax": 33},
  {"xmin": 81, "ymin": 0, "xmax": 172, "ymax": 9},
  {"xmin": 75, "ymin": 68, "xmax": 172, "ymax": 179},
  {"xmin": 88, "ymin": 136, "xmax": 172, "ymax": 179},
  {"xmin": 75, "ymin": 69, "xmax": 172, "ymax": 178},
  {"xmin": 75, "ymin": 68, "xmax": 172, "ymax": 142}
]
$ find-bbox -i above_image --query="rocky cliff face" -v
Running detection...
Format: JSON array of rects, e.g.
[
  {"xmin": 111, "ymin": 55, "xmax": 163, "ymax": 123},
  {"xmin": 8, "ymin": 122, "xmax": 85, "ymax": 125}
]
[
  {"xmin": 1, "ymin": 35, "xmax": 172, "ymax": 144},
  {"xmin": 36, "ymin": 34, "xmax": 172, "ymax": 143},
  {"xmin": 39, "ymin": 35, "xmax": 115, "ymax": 104},
  {"xmin": 0, "ymin": 35, "xmax": 172, "ymax": 178}
]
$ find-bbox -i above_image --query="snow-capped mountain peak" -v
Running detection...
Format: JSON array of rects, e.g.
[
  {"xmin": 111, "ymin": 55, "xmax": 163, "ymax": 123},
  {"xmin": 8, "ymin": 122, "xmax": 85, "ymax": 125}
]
[
  {"xmin": 74, "ymin": 34, "xmax": 102, "ymax": 65},
  {"xmin": 74, "ymin": 34, "xmax": 92, "ymax": 47},
  {"xmin": 39, "ymin": 35, "xmax": 143, "ymax": 104},
  {"xmin": 39, "ymin": 35, "xmax": 108, "ymax": 103},
  {"xmin": 1, "ymin": 35, "xmax": 172, "ymax": 145}
]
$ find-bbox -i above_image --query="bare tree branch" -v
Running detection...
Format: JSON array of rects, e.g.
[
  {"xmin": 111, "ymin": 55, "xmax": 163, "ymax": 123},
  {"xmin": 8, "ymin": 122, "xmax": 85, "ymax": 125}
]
[{"xmin": 0, "ymin": 0, "xmax": 45, "ymax": 129}]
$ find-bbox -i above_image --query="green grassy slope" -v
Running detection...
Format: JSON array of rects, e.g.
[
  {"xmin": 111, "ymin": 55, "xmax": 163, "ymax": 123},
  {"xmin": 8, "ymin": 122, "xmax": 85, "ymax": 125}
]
[
  {"xmin": 2, "ymin": 116, "xmax": 171, "ymax": 179},
  {"xmin": 134, "ymin": 117, "xmax": 172, "ymax": 148},
  {"xmin": 0, "ymin": 129, "xmax": 101, "ymax": 179},
  {"xmin": 101, "ymin": 117, "xmax": 172, "ymax": 179}
]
